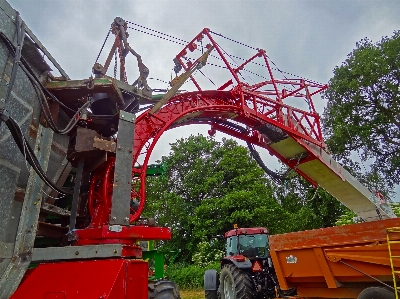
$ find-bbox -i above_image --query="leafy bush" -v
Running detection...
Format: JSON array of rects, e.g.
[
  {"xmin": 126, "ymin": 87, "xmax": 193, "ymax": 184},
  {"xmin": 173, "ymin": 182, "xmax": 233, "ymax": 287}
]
[
  {"xmin": 192, "ymin": 241, "xmax": 224, "ymax": 268},
  {"xmin": 166, "ymin": 262, "xmax": 220, "ymax": 289}
]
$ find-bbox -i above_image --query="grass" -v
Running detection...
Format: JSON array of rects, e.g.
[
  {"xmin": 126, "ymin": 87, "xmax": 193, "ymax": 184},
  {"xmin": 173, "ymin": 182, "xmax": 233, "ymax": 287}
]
[{"xmin": 180, "ymin": 289, "xmax": 204, "ymax": 299}]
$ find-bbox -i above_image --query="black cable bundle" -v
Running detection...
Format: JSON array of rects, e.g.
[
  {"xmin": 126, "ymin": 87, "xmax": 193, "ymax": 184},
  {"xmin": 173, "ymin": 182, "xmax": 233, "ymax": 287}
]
[
  {"xmin": 0, "ymin": 17, "xmax": 79, "ymax": 195},
  {"xmin": 0, "ymin": 113, "xmax": 70, "ymax": 195}
]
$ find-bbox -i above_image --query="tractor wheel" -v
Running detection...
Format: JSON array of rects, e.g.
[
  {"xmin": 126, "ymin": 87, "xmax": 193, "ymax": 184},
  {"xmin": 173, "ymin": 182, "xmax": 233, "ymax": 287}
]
[
  {"xmin": 148, "ymin": 280, "xmax": 180, "ymax": 299},
  {"xmin": 357, "ymin": 286, "xmax": 395, "ymax": 299},
  {"xmin": 220, "ymin": 264, "xmax": 254, "ymax": 299},
  {"xmin": 205, "ymin": 290, "xmax": 218, "ymax": 299}
]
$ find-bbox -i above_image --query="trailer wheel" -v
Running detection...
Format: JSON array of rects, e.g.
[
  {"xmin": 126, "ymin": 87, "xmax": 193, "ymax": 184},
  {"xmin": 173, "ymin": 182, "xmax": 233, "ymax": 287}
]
[
  {"xmin": 357, "ymin": 286, "xmax": 395, "ymax": 299},
  {"xmin": 148, "ymin": 280, "xmax": 181, "ymax": 299},
  {"xmin": 220, "ymin": 264, "xmax": 254, "ymax": 299}
]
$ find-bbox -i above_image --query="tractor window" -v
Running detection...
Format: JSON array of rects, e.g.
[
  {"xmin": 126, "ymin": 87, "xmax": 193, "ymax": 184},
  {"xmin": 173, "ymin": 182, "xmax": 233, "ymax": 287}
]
[
  {"xmin": 226, "ymin": 236, "xmax": 239, "ymax": 256},
  {"xmin": 225, "ymin": 234, "xmax": 269, "ymax": 258},
  {"xmin": 239, "ymin": 234, "xmax": 269, "ymax": 258}
]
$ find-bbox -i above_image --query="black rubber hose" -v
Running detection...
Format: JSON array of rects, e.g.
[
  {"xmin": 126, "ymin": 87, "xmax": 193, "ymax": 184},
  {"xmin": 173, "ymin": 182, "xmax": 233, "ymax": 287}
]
[
  {"xmin": 197, "ymin": 117, "xmax": 288, "ymax": 183},
  {"xmin": 246, "ymin": 141, "xmax": 287, "ymax": 184},
  {"xmin": 1, "ymin": 116, "xmax": 70, "ymax": 195}
]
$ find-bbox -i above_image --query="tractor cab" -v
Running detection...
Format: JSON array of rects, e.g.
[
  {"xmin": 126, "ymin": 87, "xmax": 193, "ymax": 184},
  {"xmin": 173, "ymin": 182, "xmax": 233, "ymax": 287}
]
[
  {"xmin": 205, "ymin": 226, "xmax": 281, "ymax": 299},
  {"xmin": 225, "ymin": 226, "xmax": 270, "ymax": 259}
]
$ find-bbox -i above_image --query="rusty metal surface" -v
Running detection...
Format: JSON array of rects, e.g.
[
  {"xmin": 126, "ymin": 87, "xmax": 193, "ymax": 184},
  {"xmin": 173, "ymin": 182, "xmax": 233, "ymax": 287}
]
[
  {"xmin": 93, "ymin": 137, "xmax": 116, "ymax": 152},
  {"xmin": 45, "ymin": 78, "xmax": 125, "ymax": 108},
  {"xmin": 37, "ymin": 221, "xmax": 68, "ymax": 239},
  {"xmin": 269, "ymin": 218, "xmax": 400, "ymax": 251},
  {"xmin": 270, "ymin": 218, "xmax": 400, "ymax": 297},
  {"xmin": 72, "ymin": 127, "xmax": 100, "ymax": 154},
  {"xmin": 41, "ymin": 202, "xmax": 70, "ymax": 217}
]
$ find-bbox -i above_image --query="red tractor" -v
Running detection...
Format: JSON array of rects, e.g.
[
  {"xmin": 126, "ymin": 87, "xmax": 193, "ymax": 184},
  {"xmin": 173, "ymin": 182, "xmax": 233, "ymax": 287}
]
[{"xmin": 204, "ymin": 226, "xmax": 293, "ymax": 299}]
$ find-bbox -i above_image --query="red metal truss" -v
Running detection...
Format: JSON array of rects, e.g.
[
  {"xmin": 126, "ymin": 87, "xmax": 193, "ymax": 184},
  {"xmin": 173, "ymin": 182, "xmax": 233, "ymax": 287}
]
[
  {"xmin": 174, "ymin": 28, "xmax": 328, "ymax": 144},
  {"xmin": 128, "ymin": 88, "xmax": 328, "ymax": 222},
  {"xmin": 87, "ymin": 28, "xmax": 329, "ymax": 236}
]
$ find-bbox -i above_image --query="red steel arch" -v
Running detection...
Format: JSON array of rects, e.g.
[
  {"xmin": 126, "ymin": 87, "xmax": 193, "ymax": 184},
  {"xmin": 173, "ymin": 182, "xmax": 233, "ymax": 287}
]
[
  {"xmin": 88, "ymin": 28, "xmax": 329, "ymax": 226},
  {"xmin": 89, "ymin": 88, "xmax": 327, "ymax": 226}
]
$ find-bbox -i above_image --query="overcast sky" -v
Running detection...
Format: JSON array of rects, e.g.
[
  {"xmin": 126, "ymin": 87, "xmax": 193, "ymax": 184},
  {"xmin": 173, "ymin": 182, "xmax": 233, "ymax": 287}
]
[{"xmin": 8, "ymin": 0, "xmax": 400, "ymax": 199}]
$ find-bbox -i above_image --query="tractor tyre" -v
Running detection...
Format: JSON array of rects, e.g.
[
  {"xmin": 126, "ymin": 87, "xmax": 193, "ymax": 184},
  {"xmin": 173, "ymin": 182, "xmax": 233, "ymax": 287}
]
[
  {"xmin": 357, "ymin": 286, "xmax": 395, "ymax": 299},
  {"xmin": 220, "ymin": 264, "xmax": 254, "ymax": 299},
  {"xmin": 205, "ymin": 290, "xmax": 218, "ymax": 299},
  {"xmin": 148, "ymin": 280, "xmax": 181, "ymax": 299}
]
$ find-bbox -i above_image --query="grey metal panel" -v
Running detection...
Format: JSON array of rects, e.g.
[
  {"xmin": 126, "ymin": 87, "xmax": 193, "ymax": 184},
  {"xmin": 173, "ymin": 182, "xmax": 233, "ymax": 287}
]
[
  {"xmin": 109, "ymin": 111, "xmax": 135, "ymax": 225},
  {"xmin": 287, "ymin": 138, "xmax": 396, "ymax": 221},
  {"xmin": 0, "ymin": 161, "xmax": 21, "ymax": 243},
  {"xmin": 0, "ymin": 3, "xmax": 27, "ymax": 282},
  {"xmin": 0, "ymin": 242, "xmax": 13, "ymax": 259},
  {"xmin": 0, "ymin": 125, "xmax": 54, "ymax": 298},
  {"xmin": 0, "ymin": 1, "xmax": 74, "ymax": 296},
  {"xmin": 32, "ymin": 244, "xmax": 130, "ymax": 262},
  {"xmin": 0, "ymin": 35, "xmax": 40, "ymax": 271},
  {"xmin": 69, "ymin": 159, "xmax": 84, "ymax": 230},
  {"xmin": 0, "ymin": 0, "xmax": 70, "ymax": 268}
]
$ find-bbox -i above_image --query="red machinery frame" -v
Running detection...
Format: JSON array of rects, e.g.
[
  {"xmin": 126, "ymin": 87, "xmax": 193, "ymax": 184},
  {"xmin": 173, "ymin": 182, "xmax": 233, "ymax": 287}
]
[{"xmin": 84, "ymin": 28, "xmax": 328, "ymax": 244}]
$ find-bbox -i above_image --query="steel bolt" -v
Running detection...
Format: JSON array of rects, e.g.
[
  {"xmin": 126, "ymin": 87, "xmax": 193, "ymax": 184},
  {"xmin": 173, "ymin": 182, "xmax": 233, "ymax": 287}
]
[
  {"xmin": 75, "ymin": 251, "xmax": 79, "ymax": 255},
  {"xmin": 0, "ymin": 98, "xmax": 4, "ymax": 103},
  {"xmin": 124, "ymin": 217, "xmax": 129, "ymax": 222},
  {"xmin": 112, "ymin": 217, "xmax": 116, "ymax": 220}
]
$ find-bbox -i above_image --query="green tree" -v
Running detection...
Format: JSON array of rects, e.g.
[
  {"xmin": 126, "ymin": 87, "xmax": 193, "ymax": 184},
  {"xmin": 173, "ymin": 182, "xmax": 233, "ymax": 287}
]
[
  {"xmin": 143, "ymin": 135, "xmax": 286, "ymax": 263},
  {"xmin": 322, "ymin": 31, "xmax": 400, "ymax": 192},
  {"xmin": 144, "ymin": 135, "xmax": 348, "ymax": 263}
]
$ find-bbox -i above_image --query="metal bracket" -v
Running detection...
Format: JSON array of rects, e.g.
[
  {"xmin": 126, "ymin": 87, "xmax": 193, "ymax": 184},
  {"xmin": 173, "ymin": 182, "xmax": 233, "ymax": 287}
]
[
  {"xmin": 109, "ymin": 111, "xmax": 135, "ymax": 225},
  {"xmin": 119, "ymin": 110, "xmax": 136, "ymax": 123},
  {"xmin": 31, "ymin": 244, "xmax": 131, "ymax": 262},
  {"xmin": 109, "ymin": 225, "xmax": 122, "ymax": 232}
]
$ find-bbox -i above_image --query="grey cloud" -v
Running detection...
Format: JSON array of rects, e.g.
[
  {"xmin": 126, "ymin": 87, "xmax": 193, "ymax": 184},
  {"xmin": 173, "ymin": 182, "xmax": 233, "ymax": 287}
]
[{"xmin": 8, "ymin": 0, "xmax": 400, "ymax": 199}]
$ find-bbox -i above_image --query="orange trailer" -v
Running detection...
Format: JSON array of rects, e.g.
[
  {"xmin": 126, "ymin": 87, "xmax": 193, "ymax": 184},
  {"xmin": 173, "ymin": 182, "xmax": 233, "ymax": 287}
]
[{"xmin": 269, "ymin": 218, "xmax": 400, "ymax": 298}]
